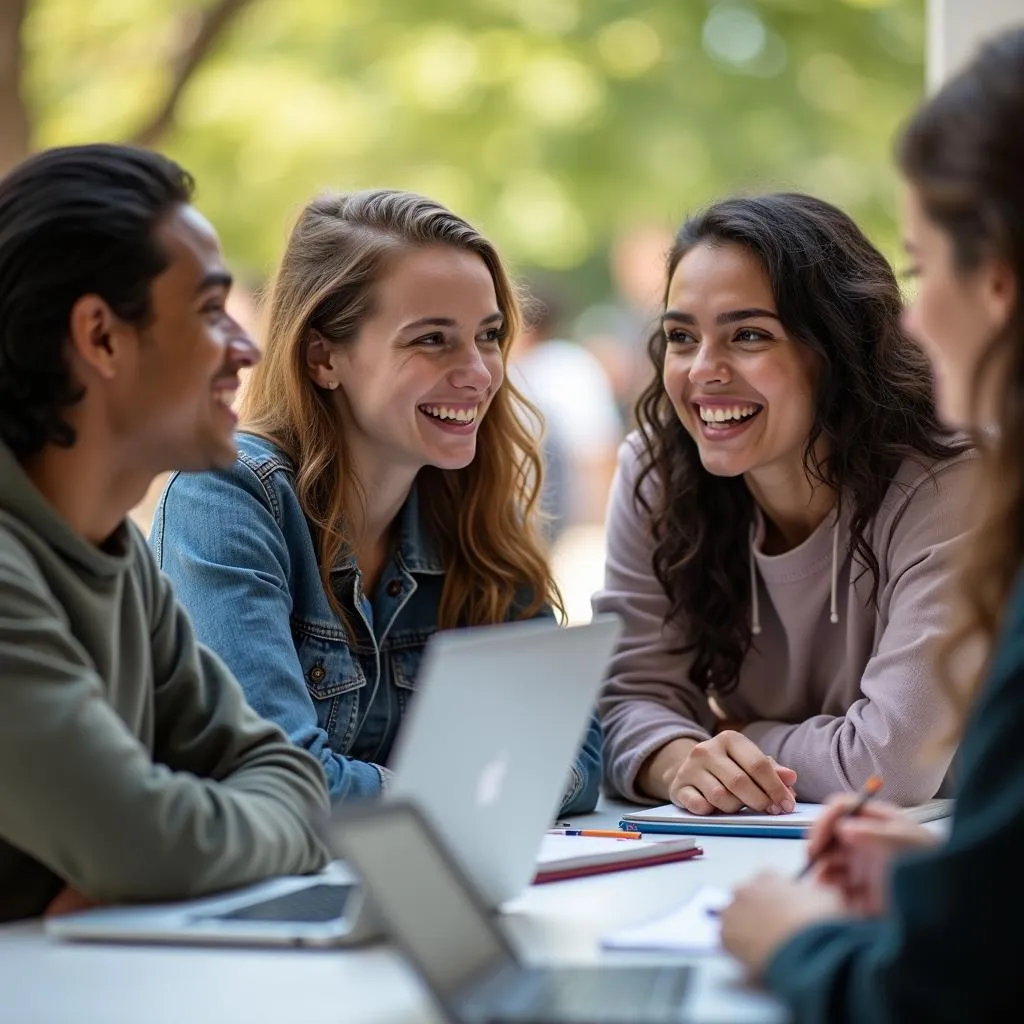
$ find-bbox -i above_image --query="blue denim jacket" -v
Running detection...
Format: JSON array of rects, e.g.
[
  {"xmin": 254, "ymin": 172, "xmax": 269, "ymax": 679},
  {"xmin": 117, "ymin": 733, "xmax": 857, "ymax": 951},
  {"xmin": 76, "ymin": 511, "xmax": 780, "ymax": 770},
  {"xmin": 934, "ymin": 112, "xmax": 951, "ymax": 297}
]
[{"xmin": 150, "ymin": 432, "xmax": 601, "ymax": 812}]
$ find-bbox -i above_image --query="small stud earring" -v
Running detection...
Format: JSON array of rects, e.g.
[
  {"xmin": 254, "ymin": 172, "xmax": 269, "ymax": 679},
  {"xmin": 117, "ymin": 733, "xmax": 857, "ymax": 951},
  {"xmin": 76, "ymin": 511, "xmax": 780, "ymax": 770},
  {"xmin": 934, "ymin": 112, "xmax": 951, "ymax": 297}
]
[{"xmin": 326, "ymin": 381, "xmax": 339, "ymax": 390}]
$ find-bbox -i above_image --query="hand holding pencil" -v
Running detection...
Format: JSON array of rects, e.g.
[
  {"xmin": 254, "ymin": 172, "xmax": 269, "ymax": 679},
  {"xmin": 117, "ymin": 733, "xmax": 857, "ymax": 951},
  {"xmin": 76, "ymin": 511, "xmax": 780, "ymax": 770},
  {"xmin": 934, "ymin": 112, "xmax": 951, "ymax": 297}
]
[
  {"xmin": 803, "ymin": 777, "xmax": 938, "ymax": 915},
  {"xmin": 797, "ymin": 775, "xmax": 884, "ymax": 880}
]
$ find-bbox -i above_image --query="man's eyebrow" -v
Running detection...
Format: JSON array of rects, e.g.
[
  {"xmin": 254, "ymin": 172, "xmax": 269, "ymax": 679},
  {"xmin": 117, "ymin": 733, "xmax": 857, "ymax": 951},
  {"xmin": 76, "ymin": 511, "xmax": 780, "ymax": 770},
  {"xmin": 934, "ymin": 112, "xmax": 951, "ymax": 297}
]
[
  {"xmin": 661, "ymin": 307, "xmax": 780, "ymax": 326},
  {"xmin": 194, "ymin": 271, "xmax": 233, "ymax": 296}
]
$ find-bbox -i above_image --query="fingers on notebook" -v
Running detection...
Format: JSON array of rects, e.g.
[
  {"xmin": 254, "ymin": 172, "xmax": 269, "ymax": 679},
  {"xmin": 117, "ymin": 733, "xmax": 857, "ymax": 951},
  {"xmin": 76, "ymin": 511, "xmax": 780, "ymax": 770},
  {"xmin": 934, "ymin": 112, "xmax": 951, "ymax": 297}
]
[{"xmin": 672, "ymin": 734, "xmax": 797, "ymax": 814}]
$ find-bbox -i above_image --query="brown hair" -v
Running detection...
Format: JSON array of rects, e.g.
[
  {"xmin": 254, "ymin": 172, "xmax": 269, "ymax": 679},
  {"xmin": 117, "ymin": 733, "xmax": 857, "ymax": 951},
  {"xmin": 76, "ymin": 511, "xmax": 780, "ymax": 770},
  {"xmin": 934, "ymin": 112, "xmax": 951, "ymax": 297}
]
[
  {"xmin": 240, "ymin": 189, "xmax": 562, "ymax": 628},
  {"xmin": 898, "ymin": 28, "xmax": 1024, "ymax": 722}
]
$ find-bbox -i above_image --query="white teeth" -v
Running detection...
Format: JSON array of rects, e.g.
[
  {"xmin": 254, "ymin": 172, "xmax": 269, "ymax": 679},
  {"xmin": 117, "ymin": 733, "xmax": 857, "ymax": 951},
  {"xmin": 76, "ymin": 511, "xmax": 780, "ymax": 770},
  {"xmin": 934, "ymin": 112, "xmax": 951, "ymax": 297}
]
[
  {"xmin": 698, "ymin": 404, "xmax": 759, "ymax": 423},
  {"xmin": 420, "ymin": 405, "xmax": 478, "ymax": 424},
  {"xmin": 213, "ymin": 388, "xmax": 237, "ymax": 408}
]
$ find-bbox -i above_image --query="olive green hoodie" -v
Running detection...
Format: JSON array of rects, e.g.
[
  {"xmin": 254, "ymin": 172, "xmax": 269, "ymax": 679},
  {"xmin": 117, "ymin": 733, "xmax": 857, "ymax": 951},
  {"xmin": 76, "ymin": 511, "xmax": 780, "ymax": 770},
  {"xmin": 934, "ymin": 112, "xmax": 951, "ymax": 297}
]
[{"xmin": 0, "ymin": 440, "xmax": 330, "ymax": 922}]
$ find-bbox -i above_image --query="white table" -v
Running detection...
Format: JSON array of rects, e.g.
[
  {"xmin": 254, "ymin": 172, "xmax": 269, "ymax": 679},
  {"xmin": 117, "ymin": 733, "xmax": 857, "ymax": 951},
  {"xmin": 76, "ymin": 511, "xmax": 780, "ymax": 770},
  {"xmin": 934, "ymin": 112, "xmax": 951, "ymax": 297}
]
[{"xmin": 0, "ymin": 798, "xmax": 804, "ymax": 1023}]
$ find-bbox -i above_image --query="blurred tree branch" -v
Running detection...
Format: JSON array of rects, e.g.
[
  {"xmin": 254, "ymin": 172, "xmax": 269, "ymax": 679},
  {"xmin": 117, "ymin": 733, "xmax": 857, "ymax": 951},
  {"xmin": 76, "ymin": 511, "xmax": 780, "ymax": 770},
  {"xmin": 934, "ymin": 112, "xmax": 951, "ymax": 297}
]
[
  {"xmin": 0, "ymin": 0, "xmax": 29, "ymax": 173},
  {"xmin": 130, "ymin": 0, "xmax": 255, "ymax": 148}
]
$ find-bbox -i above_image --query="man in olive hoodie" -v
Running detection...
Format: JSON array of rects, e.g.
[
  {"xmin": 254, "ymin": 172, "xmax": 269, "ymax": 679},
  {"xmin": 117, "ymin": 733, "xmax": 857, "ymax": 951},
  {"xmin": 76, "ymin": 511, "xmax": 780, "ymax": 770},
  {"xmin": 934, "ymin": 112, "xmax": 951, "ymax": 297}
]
[{"xmin": 0, "ymin": 144, "xmax": 330, "ymax": 923}]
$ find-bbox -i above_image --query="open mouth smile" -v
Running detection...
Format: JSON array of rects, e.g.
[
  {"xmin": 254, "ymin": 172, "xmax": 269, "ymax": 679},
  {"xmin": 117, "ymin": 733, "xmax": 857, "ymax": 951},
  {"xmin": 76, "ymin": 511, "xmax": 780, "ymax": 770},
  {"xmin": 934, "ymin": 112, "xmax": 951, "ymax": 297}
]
[
  {"xmin": 417, "ymin": 403, "xmax": 482, "ymax": 433},
  {"xmin": 212, "ymin": 380, "xmax": 239, "ymax": 422},
  {"xmin": 692, "ymin": 401, "xmax": 764, "ymax": 437}
]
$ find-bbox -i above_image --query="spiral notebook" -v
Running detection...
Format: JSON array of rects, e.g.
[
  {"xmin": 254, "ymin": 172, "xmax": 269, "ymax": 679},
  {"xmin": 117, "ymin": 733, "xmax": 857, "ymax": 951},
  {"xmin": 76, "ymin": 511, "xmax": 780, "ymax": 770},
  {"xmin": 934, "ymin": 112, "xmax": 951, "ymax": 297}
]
[{"xmin": 620, "ymin": 799, "xmax": 954, "ymax": 839}]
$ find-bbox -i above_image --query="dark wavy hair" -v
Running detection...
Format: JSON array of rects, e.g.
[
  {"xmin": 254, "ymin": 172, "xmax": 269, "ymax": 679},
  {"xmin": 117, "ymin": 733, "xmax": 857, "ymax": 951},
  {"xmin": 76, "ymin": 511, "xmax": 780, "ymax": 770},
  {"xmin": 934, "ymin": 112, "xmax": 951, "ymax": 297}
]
[
  {"xmin": 0, "ymin": 143, "xmax": 194, "ymax": 459},
  {"xmin": 634, "ymin": 192, "xmax": 966, "ymax": 696},
  {"xmin": 898, "ymin": 29, "xmax": 1024, "ymax": 723}
]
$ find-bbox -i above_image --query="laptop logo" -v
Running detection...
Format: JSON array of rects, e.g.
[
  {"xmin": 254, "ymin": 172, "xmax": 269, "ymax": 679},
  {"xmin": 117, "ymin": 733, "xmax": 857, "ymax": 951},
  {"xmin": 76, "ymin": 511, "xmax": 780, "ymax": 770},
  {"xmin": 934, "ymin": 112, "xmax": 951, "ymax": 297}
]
[{"xmin": 475, "ymin": 750, "xmax": 509, "ymax": 807}]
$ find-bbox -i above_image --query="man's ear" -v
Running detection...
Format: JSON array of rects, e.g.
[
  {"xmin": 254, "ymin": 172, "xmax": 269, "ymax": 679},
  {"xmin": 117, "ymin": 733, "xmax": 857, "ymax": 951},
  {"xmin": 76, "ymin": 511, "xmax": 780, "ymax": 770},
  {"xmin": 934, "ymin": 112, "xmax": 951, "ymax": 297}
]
[
  {"xmin": 67, "ymin": 295, "xmax": 128, "ymax": 381},
  {"xmin": 306, "ymin": 329, "xmax": 340, "ymax": 390}
]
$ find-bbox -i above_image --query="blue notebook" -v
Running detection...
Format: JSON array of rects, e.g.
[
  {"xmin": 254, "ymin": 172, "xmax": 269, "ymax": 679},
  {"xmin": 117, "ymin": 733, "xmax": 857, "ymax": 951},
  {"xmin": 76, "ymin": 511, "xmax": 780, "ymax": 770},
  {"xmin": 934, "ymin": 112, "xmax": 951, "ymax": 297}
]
[{"xmin": 619, "ymin": 799, "xmax": 954, "ymax": 839}]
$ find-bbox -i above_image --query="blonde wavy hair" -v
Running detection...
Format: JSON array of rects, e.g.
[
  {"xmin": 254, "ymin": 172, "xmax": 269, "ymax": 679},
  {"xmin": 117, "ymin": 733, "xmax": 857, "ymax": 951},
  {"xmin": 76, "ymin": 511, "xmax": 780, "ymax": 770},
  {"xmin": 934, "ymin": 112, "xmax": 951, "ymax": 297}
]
[{"xmin": 240, "ymin": 189, "xmax": 562, "ymax": 629}]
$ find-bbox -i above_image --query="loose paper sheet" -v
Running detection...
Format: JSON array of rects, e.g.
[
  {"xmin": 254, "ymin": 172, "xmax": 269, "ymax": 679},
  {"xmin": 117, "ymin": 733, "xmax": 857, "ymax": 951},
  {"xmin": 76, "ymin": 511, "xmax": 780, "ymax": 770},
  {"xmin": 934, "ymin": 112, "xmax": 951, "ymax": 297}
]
[{"xmin": 600, "ymin": 885, "xmax": 730, "ymax": 954}]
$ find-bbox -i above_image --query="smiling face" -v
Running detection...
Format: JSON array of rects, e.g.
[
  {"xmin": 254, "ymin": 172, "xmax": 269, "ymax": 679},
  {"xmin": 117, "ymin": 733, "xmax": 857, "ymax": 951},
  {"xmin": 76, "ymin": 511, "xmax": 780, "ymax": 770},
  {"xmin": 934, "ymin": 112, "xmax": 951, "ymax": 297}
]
[
  {"xmin": 900, "ymin": 186, "xmax": 1015, "ymax": 429},
  {"xmin": 321, "ymin": 244, "xmax": 505, "ymax": 474},
  {"xmin": 116, "ymin": 205, "xmax": 259, "ymax": 472},
  {"xmin": 661, "ymin": 242, "xmax": 819, "ymax": 483}
]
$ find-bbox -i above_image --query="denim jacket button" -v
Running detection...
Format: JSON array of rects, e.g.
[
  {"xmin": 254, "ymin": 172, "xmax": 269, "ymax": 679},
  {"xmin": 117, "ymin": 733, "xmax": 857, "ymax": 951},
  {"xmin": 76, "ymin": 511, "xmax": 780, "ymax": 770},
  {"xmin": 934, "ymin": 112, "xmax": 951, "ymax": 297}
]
[
  {"xmin": 386, "ymin": 579, "xmax": 402, "ymax": 597},
  {"xmin": 307, "ymin": 664, "xmax": 327, "ymax": 684}
]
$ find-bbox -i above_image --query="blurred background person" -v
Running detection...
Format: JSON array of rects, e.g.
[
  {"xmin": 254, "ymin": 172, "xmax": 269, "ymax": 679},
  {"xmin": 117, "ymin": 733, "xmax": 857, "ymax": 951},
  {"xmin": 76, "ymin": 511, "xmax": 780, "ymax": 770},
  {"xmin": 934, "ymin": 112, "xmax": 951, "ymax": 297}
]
[
  {"xmin": 576, "ymin": 223, "xmax": 675, "ymax": 429},
  {"xmin": 509, "ymin": 284, "xmax": 625, "ymax": 623},
  {"xmin": 510, "ymin": 284, "xmax": 623, "ymax": 541}
]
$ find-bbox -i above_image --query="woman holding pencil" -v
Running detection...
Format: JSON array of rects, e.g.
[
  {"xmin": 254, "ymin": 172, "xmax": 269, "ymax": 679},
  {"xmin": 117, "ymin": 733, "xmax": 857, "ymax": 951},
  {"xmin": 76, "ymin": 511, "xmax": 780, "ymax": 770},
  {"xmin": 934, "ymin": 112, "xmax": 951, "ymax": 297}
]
[{"xmin": 721, "ymin": 27, "xmax": 1024, "ymax": 1020}]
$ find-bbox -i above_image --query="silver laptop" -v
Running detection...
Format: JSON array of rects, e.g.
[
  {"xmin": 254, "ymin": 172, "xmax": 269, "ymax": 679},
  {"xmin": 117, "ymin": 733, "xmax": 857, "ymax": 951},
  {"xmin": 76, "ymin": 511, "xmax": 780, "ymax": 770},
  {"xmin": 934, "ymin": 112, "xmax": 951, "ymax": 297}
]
[
  {"xmin": 46, "ymin": 614, "xmax": 622, "ymax": 947},
  {"xmin": 333, "ymin": 800, "xmax": 694, "ymax": 1024}
]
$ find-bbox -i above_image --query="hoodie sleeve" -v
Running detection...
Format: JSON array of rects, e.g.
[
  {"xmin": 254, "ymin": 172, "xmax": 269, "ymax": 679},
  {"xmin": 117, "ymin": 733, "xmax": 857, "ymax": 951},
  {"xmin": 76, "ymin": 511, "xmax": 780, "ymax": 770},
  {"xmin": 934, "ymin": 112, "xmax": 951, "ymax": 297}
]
[
  {"xmin": 593, "ymin": 438, "xmax": 717, "ymax": 802},
  {"xmin": 0, "ymin": 530, "xmax": 330, "ymax": 905},
  {"xmin": 742, "ymin": 454, "xmax": 975, "ymax": 804}
]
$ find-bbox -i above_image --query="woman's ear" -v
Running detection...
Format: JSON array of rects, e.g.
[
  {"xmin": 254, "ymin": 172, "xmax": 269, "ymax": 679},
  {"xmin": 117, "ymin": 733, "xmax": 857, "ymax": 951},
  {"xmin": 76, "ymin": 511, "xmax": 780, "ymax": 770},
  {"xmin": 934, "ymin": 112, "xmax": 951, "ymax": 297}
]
[
  {"xmin": 979, "ymin": 256, "xmax": 1017, "ymax": 338},
  {"xmin": 306, "ymin": 329, "xmax": 339, "ymax": 390}
]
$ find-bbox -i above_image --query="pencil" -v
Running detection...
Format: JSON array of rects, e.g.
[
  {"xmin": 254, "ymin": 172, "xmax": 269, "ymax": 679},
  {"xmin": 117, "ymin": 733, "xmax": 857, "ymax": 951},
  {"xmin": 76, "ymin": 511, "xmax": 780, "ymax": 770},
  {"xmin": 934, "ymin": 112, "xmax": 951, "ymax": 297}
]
[{"xmin": 795, "ymin": 775, "xmax": 883, "ymax": 880}]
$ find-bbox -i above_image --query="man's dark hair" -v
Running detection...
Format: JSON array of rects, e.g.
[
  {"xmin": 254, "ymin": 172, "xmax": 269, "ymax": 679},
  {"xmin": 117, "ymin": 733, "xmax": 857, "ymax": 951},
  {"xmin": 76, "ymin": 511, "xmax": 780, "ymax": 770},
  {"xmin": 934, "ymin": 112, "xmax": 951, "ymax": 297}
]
[{"xmin": 0, "ymin": 143, "xmax": 194, "ymax": 458}]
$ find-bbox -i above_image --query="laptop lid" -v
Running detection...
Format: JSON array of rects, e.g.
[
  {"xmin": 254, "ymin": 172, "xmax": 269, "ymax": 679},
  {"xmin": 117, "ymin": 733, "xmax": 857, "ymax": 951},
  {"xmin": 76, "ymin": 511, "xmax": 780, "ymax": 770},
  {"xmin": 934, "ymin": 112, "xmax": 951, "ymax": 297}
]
[
  {"xmin": 331, "ymin": 800, "xmax": 516, "ymax": 1015},
  {"xmin": 387, "ymin": 614, "xmax": 621, "ymax": 907}
]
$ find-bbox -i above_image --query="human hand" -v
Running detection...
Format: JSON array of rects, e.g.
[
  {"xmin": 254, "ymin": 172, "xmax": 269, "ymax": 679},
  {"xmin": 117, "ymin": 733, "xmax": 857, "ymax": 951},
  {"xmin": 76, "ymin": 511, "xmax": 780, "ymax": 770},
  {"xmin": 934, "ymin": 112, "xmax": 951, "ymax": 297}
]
[
  {"xmin": 44, "ymin": 887, "xmax": 97, "ymax": 917},
  {"xmin": 721, "ymin": 871, "xmax": 846, "ymax": 977},
  {"xmin": 666, "ymin": 731, "xmax": 798, "ymax": 815},
  {"xmin": 808, "ymin": 795, "xmax": 938, "ymax": 916}
]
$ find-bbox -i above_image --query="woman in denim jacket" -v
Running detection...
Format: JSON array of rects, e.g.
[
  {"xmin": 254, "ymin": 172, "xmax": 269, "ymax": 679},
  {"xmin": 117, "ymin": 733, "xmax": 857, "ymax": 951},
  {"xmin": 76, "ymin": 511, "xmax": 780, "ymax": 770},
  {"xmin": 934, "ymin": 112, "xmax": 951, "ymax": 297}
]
[{"xmin": 151, "ymin": 189, "xmax": 601, "ymax": 812}]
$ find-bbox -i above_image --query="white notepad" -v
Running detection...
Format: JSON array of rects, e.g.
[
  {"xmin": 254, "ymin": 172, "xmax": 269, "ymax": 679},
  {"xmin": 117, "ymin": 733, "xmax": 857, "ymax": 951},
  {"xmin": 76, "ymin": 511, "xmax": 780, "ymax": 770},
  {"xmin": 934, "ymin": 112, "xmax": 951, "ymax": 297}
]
[{"xmin": 601, "ymin": 885, "xmax": 730, "ymax": 954}]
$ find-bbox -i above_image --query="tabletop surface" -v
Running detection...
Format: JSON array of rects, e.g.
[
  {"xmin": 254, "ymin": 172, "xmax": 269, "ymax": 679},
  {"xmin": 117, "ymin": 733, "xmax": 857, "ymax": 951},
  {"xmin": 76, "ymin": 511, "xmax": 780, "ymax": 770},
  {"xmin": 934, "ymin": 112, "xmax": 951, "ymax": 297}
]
[{"xmin": 0, "ymin": 798, "xmax": 807, "ymax": 1024}]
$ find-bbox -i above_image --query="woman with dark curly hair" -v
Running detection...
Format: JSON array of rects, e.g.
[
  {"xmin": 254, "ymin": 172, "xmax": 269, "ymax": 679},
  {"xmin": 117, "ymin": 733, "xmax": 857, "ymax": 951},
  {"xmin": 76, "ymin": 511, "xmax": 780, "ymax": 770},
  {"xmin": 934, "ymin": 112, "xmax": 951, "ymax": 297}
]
[{"xmin": 595, "ymin": 191, "xmax": 974, "ymax": 813}]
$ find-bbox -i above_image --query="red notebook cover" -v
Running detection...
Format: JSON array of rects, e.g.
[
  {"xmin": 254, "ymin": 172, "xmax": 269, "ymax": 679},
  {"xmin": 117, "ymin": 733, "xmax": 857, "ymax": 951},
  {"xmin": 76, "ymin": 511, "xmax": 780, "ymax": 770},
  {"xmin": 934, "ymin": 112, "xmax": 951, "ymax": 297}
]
[{"xmin": 532, "ymin": 843, "xmax": 703, "ymax": 885}]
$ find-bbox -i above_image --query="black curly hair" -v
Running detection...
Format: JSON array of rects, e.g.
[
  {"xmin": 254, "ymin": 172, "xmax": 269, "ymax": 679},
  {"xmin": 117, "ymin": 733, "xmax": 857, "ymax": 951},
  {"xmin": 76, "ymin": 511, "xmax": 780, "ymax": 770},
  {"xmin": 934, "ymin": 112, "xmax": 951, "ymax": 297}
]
[
  {"xmin": 0, "ymin": 143, "xmax": 194, "ymax": 458},
  {"xmin": 634, "ymin": 192, "xmax": 967, "ymax": 696}
]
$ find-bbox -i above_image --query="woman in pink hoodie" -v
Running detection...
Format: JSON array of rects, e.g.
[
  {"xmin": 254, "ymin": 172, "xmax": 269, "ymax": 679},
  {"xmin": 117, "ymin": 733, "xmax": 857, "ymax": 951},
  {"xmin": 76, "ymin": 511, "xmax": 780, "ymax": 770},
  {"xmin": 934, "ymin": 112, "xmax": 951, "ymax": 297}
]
[{"xmin": 595, "ymin": 191, "xmax": 974, "ymax": 813}]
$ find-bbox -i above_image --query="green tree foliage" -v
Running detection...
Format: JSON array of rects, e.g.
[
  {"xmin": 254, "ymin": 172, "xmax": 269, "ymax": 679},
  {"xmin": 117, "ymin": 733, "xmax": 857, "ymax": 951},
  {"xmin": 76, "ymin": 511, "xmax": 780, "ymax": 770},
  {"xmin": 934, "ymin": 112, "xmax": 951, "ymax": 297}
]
[{"xmin": 19, "ymin": 0, "xmax": 924, "ymax": 294}]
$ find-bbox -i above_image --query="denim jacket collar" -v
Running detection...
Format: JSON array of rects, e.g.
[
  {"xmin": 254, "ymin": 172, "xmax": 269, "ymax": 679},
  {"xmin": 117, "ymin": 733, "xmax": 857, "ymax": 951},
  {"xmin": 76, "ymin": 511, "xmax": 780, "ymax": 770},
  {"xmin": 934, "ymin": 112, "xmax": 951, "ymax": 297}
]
[
  {"xmin": 393, "ymin": 482, "xmax": 445, "ymax": 575},
  {"xmin": 331, "ymin": 478, "xmax": 444, "ymax": 576}
]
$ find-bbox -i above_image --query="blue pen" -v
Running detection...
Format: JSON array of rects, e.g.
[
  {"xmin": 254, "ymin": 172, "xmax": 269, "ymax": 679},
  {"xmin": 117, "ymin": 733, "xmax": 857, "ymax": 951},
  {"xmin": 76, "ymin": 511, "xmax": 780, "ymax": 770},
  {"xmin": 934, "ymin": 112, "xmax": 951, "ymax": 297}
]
[{"xmin": 546, "ymin": 828, "xmax": 642, "ymax": 839}]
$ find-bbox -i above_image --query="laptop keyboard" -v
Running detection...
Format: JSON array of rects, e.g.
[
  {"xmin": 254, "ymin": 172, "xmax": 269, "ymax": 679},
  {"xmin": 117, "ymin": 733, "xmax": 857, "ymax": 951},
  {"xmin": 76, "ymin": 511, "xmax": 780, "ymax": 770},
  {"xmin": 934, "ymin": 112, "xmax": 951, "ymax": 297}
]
[
  {"xmin": 493, "ymin": 964, "xmax": 693, "ymax": 1023},
  {"xmin": 208, "ymin": 883, "xmax": 353, "ymax": 923}
]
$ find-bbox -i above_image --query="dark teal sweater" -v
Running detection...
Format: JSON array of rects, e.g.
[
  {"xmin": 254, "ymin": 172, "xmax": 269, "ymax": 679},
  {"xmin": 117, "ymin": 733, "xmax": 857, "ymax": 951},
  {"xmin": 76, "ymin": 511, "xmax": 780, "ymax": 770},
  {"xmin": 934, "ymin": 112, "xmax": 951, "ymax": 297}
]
[{"xmin": 766, "ymin": 572, "xmax": 1024, "ymax": 1022}]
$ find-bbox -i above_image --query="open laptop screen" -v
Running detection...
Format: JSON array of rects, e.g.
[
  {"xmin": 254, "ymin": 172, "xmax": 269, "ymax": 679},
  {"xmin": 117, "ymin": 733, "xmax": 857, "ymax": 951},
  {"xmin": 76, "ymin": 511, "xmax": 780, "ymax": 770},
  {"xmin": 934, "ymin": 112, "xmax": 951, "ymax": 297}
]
[{"xmin": 334, "ymin": 805, "xmax": 516, "ymax": 1002}]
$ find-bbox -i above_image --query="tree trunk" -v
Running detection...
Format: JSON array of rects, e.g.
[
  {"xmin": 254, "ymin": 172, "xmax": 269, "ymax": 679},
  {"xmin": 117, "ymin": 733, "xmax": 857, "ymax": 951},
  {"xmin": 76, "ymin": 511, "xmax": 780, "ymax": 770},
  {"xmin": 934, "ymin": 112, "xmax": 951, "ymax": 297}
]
[
  {"xmin": 0, "ymin": 0, "xmax": 29, "ymax": 174},
  {"xmin": 131, "ymin": 0, "xmax": 255, "ymax": 148}
]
